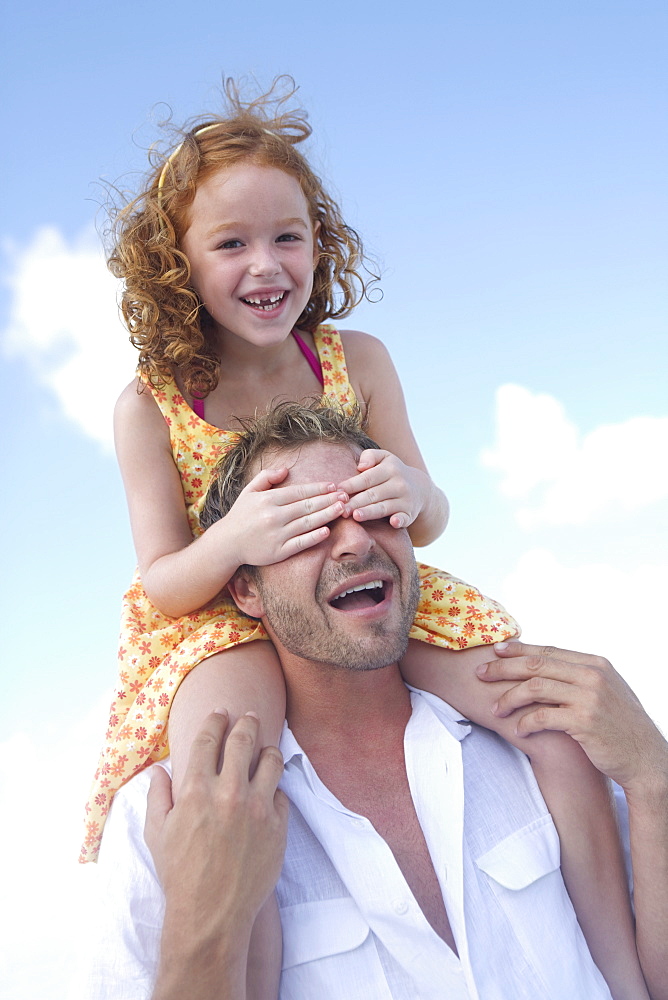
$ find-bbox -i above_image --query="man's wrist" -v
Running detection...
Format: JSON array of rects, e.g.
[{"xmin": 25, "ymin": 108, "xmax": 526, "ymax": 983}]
[
  {"xmin": 153, "ymin": 906, "xmax": 252, "ymax": 1000},
  {"xmin": 623, "ymin": 740, "xmax": 668, "ymax": 807}
]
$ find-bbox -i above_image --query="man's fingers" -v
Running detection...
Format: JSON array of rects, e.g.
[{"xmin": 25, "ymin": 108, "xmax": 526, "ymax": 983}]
[
  {"xmin": 219, "ymin": 712, "xmax": 262, "ymax": 784},
  {"xmin": 145, "ymin": 764, "xmax": 173, "ymax": 846},
  {"xmin": 252, "ymin": 745, "xmax": 286, "ymax": 798},
  {"xmin": 492, "ymin": 677, "xmax": 572, "ymax": 718},
  {"xmin": 274, "ymin": 787, "xmax": 290, "ymax": 824},
  {"xmin": 492, "ymin": 640, "xmax": 609, "ymax": 668},
  {"xmin": 186, "ymin": 709, "xmax": 230, "ymax": 778},
  {"xmin": 514, "ymin": 704, "xmax": 574, "ymax": 738},
  {"xmin": 476, "ymin": 641, "xmax": 608, "ymax": 686}
]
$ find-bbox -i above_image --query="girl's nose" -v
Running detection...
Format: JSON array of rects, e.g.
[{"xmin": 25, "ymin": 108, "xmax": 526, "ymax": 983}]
[
  {"xmin": 329, "ymin": 514, "xmax": 375, "ymax": 561},
  {"xmin": 248, "ymin": 243, "xmax": 281, "ymax": 278}
]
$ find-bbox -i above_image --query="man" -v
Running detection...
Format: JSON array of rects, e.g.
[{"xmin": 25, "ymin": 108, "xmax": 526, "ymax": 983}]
[{"xmin": 84, "ymin": 402, "xmax": 668, "ymax": 1000}]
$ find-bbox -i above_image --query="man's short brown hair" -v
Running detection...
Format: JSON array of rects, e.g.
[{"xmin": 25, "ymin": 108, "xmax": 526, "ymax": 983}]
[{"xmin": 200, "ymin": 400, "xmax": 378, "ymax": 531}]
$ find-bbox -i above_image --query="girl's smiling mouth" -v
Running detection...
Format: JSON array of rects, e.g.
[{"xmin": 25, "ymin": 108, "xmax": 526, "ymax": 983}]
[{"xmin": 241, "ymin": 291, "xmax": 287, "ymax": 312}]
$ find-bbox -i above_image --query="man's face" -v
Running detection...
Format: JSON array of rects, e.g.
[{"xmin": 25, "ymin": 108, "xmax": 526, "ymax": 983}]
[{"xmin": 246, "ymin": 441, "xmax": 421, "ymax": 673}]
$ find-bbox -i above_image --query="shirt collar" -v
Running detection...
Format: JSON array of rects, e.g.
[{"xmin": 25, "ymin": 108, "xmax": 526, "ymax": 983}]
[{"xmin": 280, "ymin": 686, "xmax": 472, "ymax": 771}]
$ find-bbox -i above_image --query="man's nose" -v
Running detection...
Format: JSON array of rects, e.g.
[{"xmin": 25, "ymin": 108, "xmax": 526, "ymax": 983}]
[{"xmin": 329, "ymin": 514, "xmax": 375, "ymax": 560}]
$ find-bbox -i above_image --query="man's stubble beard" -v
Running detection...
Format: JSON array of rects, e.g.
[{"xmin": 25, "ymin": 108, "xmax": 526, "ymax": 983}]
[{"xmin": 256, "ymin": 553, "xmax": 421, "ymax": 672}]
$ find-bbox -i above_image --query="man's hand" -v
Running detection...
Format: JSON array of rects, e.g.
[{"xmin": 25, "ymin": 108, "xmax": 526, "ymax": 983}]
[
  {"xmin": 479, "ymin": 641, "xmax": 668, "ymax": 999},
  {"xmin": 477, "ymin": 640, "xmax": 668, "ymax": 794},
  {"xmin": 146, "ymin": 710, "xmax": 289, "ymax": 1000}
]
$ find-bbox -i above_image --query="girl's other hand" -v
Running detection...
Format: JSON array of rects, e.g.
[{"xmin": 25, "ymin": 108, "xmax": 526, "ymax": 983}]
[
  {"xmin": 224, "ymin": 467, "xmax": 347, "ymax": 568},
  {"xmin": 337, "ymin": 449, "xmax": 428, "ymax": 529}
]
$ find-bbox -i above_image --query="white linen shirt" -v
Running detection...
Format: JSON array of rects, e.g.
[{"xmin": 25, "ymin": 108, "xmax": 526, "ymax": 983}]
[{"xmin": 79, "ymin": 689, "xmax": 614, "ymax": 1000}]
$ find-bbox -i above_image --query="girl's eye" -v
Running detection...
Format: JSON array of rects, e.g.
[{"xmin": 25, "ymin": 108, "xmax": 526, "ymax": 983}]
[
  {"xmin": 218, "ymin": 239, "xmax": 243, "ymax": 250},
  {"xmin": 276, "ymin": 233, "xmax": 301, "ymax": 243}
]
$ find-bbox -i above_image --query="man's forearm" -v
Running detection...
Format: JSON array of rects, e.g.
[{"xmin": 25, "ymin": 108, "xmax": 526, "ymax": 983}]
[{"xmin": 152, "ymin": 908, "xmax": 251, "ymax": 1000}]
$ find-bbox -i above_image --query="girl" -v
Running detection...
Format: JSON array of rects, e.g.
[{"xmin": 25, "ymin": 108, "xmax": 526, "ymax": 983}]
[{"xmin": 82, "ymin": 79, "xmax": 646, "ymax": 999}]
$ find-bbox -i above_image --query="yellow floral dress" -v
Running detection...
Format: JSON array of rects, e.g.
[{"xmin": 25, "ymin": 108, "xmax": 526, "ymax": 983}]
[{"xmin": 80, "ymin": 325, "xmax": 518, "ymax": 862}]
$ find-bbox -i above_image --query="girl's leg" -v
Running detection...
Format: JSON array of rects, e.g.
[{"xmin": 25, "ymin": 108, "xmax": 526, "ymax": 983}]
[
  {"xmin": 168, "ymin": 642, "xmax": 287, "ymax": 1000},
  {"xmin": 400, "ymin": 639, "xmax": 648, "ymax": 1000},
  {"xmin": 168, "ymin": 641, "xmax": 286, "ymax": 793}
]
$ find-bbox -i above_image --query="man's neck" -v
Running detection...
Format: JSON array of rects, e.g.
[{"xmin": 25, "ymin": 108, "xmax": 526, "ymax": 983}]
[{"xmin": 282, "ymin": 658, "xmax": 412, "ymax": 760}]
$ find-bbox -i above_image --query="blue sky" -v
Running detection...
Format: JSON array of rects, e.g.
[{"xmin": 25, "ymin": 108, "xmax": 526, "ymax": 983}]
[{"xmin": 1, "ymin": 2, "xmax": 666, "ymax": 995}]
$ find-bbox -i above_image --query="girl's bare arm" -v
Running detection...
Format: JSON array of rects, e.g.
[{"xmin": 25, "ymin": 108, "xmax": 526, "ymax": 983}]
[
  {"xmin": 114, "ymin": 381, "xmax": 243, "ymax": 616},
  {"xmin": 114, "ymin": 381, "xmax": 345, "ymax": 618},
  {"xmin": 339, "ymin": 331, "xmax": 450, "ymax": 546}
]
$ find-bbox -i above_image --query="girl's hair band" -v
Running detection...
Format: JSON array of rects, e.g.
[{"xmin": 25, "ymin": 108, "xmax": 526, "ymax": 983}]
[
  {"xmin": 156, "ymin": 124, "xmax": 276, "ymax": 209},
  {"xmin": 156, "ymin": 124, "xmax": 220, "ymax": 208}
]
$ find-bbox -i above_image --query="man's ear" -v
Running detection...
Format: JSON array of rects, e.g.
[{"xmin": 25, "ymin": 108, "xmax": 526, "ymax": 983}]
[{"xmin": 228, "ymin": 569, "xmax": 265, "ymax": 619}]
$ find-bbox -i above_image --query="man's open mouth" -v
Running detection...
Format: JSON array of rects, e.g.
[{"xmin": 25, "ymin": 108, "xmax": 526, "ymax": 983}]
[
  {"xmin": 328, "ymin": 579, "xmax": 387, "ymax": 611},
  {"xmin": 241, "ymin": 291, "xmax": 286, "ymax": 312}
]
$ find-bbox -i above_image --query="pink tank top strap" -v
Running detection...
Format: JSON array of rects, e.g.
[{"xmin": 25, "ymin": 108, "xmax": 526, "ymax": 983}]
[
  {"xmin": 292, "ymin": 329, "xmax": 324, "ymax": 385},
  {"xmin": 188, "ymin": 331, "xmax": 323, "ymax": 421}
]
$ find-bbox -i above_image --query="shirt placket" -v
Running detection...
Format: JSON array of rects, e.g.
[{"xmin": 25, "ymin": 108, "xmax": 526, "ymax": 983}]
[{"xmin": 283, "ymin": 704, "xmax": 472, "ymax": 1000}]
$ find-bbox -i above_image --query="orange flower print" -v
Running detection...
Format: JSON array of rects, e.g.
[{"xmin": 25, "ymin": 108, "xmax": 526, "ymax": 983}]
[
  {"xmin": 85, "ymin": 821, "xmax": 100, "ymax": 845},
  {"xmin": 81, "ymin": 327, "xmax": 520, "ymax": 863}
]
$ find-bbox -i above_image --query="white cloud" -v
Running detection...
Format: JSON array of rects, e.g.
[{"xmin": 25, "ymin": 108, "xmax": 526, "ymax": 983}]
[
  {"xmin": 482, "ymin": 384, "xmax": 668, "ymax": 527},
  {"xmin": 0, "ymin": 692, "xmax": 111, "ymax": 999},
  {"xmin": 498, "ymin": 547, "xmax": 668, "ymax": 735},
  {"xmin": 2, "ymin": 226, "xmax": 136, "ymax": 449}
]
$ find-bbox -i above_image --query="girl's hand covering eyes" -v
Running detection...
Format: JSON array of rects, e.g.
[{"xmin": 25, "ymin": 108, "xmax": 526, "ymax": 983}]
[
  {"xmin": 336, "ymin": 449, "xmax": 429, "ymax": 529},
  {"xmin": 222, "ymin": 467, "xmax": 348, "ymax": 568}
]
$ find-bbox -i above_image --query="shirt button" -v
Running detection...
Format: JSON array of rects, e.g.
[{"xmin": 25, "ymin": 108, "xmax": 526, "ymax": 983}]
[
  {"xmin": 393, "ymin": 899, "xmax": 409, "ymax": 915},
  {"xmin": 351, "ymin": 817, "xmax": 365, "ymax": 828}
]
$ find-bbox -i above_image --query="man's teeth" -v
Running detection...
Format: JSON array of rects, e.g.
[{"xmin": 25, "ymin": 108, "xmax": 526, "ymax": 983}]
[
  {"xmin": 243, "ymin": 292, "xmax": 285, "ymax": 310},
  {"xmin": 331, "ymin": 580, "xmax": 383, "ymax": 603}
]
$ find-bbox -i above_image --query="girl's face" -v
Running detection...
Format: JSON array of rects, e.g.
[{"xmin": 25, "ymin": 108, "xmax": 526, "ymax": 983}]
[{"xmin": 181, "ymin": 162, "xmax": 319, "ymax": 351}]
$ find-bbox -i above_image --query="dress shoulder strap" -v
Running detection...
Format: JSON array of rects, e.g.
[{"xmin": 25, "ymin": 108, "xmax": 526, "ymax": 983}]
[{"xmin": 312, "ymin": 325, "xmax": 357, "ymax": 409}]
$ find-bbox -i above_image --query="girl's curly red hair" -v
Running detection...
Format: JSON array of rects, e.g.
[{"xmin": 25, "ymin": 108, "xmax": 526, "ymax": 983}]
[{"xmin": 108, "ymin": 77, "xmax": 378, "ymax": 397}]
